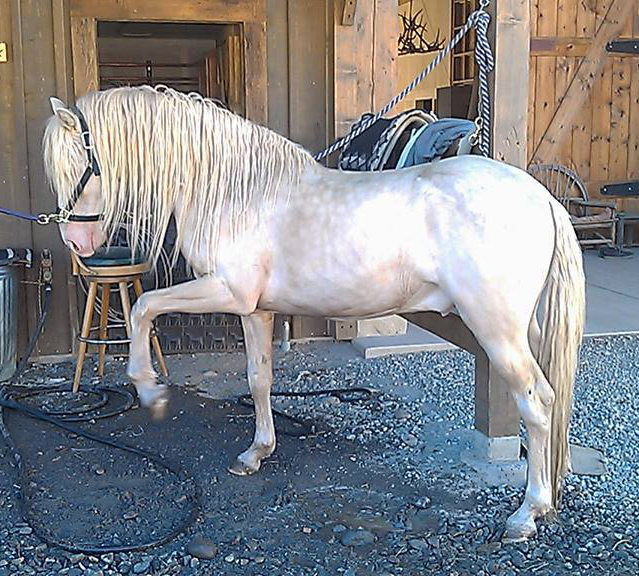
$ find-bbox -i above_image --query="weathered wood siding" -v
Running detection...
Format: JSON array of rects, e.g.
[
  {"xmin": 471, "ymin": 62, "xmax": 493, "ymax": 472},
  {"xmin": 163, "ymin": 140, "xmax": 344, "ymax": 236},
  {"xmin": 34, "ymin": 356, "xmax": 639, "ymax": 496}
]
[
  {"xmin": 529, "ymin": 0, "xmax": 639, "ymax": 214},
  {"xmin": 0, "ymin": 0, "xmax": 75, "ymax": 356}
]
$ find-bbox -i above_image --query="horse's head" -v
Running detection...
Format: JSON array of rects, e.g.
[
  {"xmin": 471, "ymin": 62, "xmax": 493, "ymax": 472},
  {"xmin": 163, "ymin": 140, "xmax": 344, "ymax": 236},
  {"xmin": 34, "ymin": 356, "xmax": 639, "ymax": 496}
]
[{"xmin": 43, "ymin": 97, "xmax": 107, "ymax": 257}]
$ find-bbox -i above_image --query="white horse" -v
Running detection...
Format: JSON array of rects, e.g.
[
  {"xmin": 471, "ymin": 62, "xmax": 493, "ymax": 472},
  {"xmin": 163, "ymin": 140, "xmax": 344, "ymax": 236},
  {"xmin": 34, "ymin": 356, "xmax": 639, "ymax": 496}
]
[{"xmin": 42, "ymin": 86, "xmax": 584, "ymax": 541}]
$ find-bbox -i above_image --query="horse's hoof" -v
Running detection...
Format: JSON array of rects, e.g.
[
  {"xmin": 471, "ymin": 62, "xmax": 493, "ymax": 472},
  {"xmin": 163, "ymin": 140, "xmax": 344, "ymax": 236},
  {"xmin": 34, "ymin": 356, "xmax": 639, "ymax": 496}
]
[
  {"xmin": 503, "ymin": 515, "xmax": 537, "ymax": 543},
  {"xmin": 228, "ymin": 457, "xmax": 260, "ymax": 476},
  {"xmin": 150, "ymin": 395, "xmax": 168, "ymax": 421}
]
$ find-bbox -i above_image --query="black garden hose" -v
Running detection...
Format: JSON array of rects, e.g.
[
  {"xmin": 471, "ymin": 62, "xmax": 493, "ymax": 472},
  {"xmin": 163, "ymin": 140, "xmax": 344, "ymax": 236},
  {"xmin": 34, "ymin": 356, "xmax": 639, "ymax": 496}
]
[
  {"xmin": 0, "ymin": 274, "xmax": 380, "ymax": 554},
  {"xmin": 0, "ymin": 283, "xmax": 199, "ymax": 554}
]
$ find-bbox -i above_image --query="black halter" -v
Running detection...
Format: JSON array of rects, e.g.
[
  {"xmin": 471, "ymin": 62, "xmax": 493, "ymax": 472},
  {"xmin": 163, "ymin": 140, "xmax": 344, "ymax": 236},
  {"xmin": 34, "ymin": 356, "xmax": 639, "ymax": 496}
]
[{"xmin": 56, "ymin": 106, "xmax": 103, "ymax": 223}]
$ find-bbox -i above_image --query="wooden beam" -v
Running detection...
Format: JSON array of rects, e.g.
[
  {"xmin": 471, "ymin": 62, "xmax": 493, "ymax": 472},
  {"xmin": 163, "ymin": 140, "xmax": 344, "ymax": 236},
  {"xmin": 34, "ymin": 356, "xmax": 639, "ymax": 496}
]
[
  {"xmin": 70, "ymin": 0, "xmax": 263, "ymax": 22},
  {"xmin": 532, "ymin": 0, "xmax": 635, "ymax": 163},
  {"xmin": 402, "ymin": 312, "xmax": 520, "ymax": 439},
  {"xmin": 531, "ymin": 37, "xmax": 591, "ymax": 57},
  {"xmin": 70, "ymin": 17, "xmax": 98, "ymax": 98},
  {"xmin": 490, "ymin": 0, "xmax": 531, "ymax": 167}
]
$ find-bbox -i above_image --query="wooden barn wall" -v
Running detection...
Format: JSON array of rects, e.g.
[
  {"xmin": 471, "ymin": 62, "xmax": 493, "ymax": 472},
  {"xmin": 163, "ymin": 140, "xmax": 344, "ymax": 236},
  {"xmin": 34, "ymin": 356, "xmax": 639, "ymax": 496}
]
[
  {"xmin": 333, "ymin": 0, "xmax": 398, "ymax": 139},
  {"xmin": 0, "ymin": 0, "xmax": 75, "ymax": 356},
  {"xmin": 529, "ymin": 0, "xmax": 639, "ymax": 213}
]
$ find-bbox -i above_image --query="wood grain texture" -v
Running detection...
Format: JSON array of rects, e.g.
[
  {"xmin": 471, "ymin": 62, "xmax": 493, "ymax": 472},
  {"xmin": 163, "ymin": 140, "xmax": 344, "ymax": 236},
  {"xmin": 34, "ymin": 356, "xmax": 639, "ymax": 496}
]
[
  {"xmin": 70, "ymin": 0, "xmax": 263, "ymax": 22},
  {"xmin": 491, "ymin": 0, "xmax": 531, "ymax": 167},
  {"xmin": 372, "ymin": 0, "xmax": 398, "ymax": 110},
  {"xmin": 21, "ymin": 0, "xmax": 74, "ymax": 354},
  {"xmin": 576, "ymin": 0, "xmax": 596, "ymax": 38},
  {"xmin": 70, "ymin": 17, "xmax": 98, "ymax": 97},
  {"xmin": 288, "ymin": 0, "xmax": 328, "ymax": 151},
  {"xmin": 531, "ymin": 0, "xmax": 634, "ymax": 163},
  {"xmin": 609, "ymin": 56, "xmax": 631, "ymax": 181},
  {"xmin": 589, "ymin": 59, "xmax": 613, "ymax": 185}
]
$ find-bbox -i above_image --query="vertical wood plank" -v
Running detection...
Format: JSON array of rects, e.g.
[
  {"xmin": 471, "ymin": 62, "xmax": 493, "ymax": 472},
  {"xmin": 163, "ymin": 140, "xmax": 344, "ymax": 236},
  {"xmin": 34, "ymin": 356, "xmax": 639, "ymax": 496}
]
[
  {"xmin": 555, "ymin": 56, "xmax": 576, "ymax": 167},
  {"xmin": 572, "ymin": 90, "xmax": 593, "ymax": 181},
  {"xmin": 21, "ymin": 0, "xmax": 73, "ymax": 354},
  {"xmin": 536, "ymin": 0, "xmax": 557, "ymax": 37},
  {"xmin": 70, "ymin": 16, "xmax": 98, "ymax": 97},
  {"xmin": 595, "ymin": 0, "xmax": 611, "ymax": 33},
  {"xmin": 626, "ymin": 3, "xmax": 639, "ymax": 182},
  {"xmin": 530, "ymin": 0, "xmax": 539, "ymax": 36},
  {"xmin": 266, "ymin": 0, "xmax": 289, "ymax": 137},
  {"xmin": 589, "ymin": 60, "xmax": 613, "ymax": 188},
  {"xmin": 334, "ymin": 0, "xmax": 358, "ymax": 138},
  {"xmin": 533, "ymin": 56, "xmax": 555, "ymax": 153},
  {"xmin": 609, "ymin": 56, "xmax": 631, "ymax": 181},
  {"xmin": 288, "ymin": 0, "xmax": 328, "ymax": 151},
  {"xmin": 0, "ymin": 0, "xmax": 33, "ymax": 355},
  {"xmin": 491, "ymin": 0, "xmax": 531, "ymax": 167},
  {"xmin": 532, "ymin": 0, "xmax": 557, "ymax": 157},
  {"xmin": 355, "ymin": 0, "xmax": 374, "ymax": 117},
  {"xmin": 576, "ymin": 0, "xmax": 596, "ymax": 38},
  {"xmin": 528, "ymin": 56, "xmax": 537, "ymax": 164},
  {"xmin": 244, "ymin": 20, "xmax": 267, "ymax": 125},
  {"xmin": 372, "ymin": 0, "xmax": 397, "ymax": 110}
]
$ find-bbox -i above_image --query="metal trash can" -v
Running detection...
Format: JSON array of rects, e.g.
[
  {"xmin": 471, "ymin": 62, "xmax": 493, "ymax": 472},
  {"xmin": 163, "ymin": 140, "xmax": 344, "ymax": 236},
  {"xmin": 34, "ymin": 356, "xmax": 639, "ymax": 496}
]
[{"xmin": 0, "ymin": 260, "xmax": 17, "ymax": 381}]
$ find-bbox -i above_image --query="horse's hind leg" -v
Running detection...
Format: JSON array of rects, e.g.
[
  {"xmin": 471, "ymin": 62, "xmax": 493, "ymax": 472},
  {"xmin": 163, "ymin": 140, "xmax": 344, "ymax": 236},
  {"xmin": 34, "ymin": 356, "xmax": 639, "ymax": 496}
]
[
  {"xmin": 229, "ymin": 311, "xmax": 277, "ymax": 475},
  {"xmin": 480, "ymin": 334, "xmax": 555, "ymax": 541}
]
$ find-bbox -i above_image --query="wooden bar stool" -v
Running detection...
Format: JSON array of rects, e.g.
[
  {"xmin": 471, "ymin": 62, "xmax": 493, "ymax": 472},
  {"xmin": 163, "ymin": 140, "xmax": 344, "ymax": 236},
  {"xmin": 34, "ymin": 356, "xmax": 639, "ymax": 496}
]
[{"xmin": 71, "ymin": 247, "xmax": 168, "ymax": 392}]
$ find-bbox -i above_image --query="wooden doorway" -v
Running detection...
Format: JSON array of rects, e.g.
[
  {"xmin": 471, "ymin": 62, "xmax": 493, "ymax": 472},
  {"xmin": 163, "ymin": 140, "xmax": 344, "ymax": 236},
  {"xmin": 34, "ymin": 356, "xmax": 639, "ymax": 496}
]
[
  {"xmin": 68, "ymin": 0, "xmax": 267, "ymax": 353},
  {"xmin": 69, "ymin": 0, "xmax": 266, "ymax": 122}
]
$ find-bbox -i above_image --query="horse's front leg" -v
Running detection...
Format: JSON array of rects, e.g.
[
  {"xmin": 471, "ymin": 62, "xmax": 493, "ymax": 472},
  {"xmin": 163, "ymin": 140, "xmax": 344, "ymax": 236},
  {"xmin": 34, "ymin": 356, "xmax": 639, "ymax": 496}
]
[
  {"xmin": 229, "ymin": 311, "xmax": 276, "ymax": 476},
  {"xmin": 128, "ymin": 276, "xmax": 254, "ymax": 417}
]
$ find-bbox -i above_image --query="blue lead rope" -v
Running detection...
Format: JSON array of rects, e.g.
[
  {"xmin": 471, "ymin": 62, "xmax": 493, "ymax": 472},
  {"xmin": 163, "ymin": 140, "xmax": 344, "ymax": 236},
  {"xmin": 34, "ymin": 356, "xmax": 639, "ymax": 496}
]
[{"xmin": 0, "ymin": 206, "xmax": 41, "ymax": 223}]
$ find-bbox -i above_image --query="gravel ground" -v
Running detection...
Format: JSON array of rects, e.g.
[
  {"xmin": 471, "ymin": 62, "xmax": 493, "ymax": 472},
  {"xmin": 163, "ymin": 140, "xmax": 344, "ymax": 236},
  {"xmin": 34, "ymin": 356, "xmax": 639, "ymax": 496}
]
[{"xmin": 0, "ymin": 334, "xmax": 637, "ymax": 575}]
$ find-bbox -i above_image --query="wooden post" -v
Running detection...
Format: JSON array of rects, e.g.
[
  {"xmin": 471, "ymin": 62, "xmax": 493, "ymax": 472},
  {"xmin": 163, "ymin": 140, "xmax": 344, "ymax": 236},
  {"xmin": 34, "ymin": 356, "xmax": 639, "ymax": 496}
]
[
  {"xmin": 402, "ymin": 312, "xmax": 520, "ymax": 460},
  {"xmin": 488, "ymin": 0, "xmax": 531, "ymax": 168}
]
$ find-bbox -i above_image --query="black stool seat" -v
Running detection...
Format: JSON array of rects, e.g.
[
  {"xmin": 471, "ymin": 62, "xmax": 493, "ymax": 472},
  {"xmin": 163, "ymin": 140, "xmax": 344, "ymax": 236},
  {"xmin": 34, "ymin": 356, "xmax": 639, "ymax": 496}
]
[{"xmin": 82, "ymin": 247, "xmax": 145, "ymax": 267}]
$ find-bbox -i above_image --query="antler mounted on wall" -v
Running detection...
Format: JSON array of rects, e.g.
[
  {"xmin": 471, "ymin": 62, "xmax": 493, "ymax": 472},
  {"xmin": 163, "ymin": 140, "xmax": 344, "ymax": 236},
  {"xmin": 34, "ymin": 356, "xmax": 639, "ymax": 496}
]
[{"xmin": 398, "ymin": 0, "xmax": 446, "ymax": 56}]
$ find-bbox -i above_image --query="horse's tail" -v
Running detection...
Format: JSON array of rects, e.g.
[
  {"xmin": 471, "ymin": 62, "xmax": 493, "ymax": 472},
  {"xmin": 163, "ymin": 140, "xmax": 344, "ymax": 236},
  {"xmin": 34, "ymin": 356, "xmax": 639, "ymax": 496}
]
[{"xmin": 539, "ymin": 199, "xmax": 585, "ymax": 508}]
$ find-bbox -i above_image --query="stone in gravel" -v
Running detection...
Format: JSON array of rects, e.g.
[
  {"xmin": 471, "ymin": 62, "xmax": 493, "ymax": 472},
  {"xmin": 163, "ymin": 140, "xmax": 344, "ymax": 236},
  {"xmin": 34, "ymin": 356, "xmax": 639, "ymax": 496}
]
[
  {"xmin": 187, "ymin": 534, "xmax": 218, "ymax": 559},
  {"xmin": 510, "ymin": 550, "xmax": 526, "ymax": 568},
  {"xmin": 255, "ymin": 556, "xmax": 265, "ymax": 564},
  {"xmin": 133, "ymin": 559, "xmax": 151, "ymax": 574},
  {"xmin": 224, "ymin": 554, "xmax": 235, "ymax": 563},
  {"xmin": 122, "ymin": 510, "xmax": 138, "ymax": 520},
  {"xmin": 332, "ymin": 524, "xmax": 347, "ymax": 533},
  {"xmin": 117, "ymin": 561, "xmax": 132, "ymax": 574},
  {"xmin": 70, "ymin": 553, "xmax": 85, "ymax": 564},
  {"xmin": 401, "ymin": 432, "xmax": 418, "ymax": 447},
  {"xmin": 408, "ymin": 538, "xmax": 429, "ymax": 551},
  {"xmin": 340, "ymin": 529, "xmax": 376, "ymax": 547},
  {"xmin": 102, "ymin": 552, "xmax": 114, "ymax": 564},
  {"xmin": 18, "ymin": 526, "xmax": 32, "ymax": 535}
]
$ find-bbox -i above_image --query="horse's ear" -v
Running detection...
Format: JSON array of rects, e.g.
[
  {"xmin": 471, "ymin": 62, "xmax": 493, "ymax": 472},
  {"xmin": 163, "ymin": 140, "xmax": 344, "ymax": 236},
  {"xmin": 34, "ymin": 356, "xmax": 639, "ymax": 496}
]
[{"xmin": 49, "ymin": 97, "xmax": 81, "ymax": 132}]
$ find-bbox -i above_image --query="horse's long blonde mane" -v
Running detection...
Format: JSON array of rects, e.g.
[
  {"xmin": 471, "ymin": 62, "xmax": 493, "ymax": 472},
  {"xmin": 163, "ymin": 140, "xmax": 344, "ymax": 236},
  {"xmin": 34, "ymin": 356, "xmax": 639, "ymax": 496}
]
[{"xmin": 43, "ymin": 85, "xmax": 314, "ymax": 269}]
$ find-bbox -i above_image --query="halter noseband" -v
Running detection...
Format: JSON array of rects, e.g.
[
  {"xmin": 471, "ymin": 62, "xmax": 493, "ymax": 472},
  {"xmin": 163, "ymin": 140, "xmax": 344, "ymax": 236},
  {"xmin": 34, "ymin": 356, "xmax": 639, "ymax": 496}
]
[{"xmin": 55, "ymin": 106, "xmax": 102, "ymax": 224}]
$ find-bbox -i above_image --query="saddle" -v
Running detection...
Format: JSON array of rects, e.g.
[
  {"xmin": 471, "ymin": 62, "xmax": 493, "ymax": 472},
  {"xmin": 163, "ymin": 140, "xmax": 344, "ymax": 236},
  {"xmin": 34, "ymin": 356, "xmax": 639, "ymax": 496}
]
[{"xmin": 338, "ymin": 109, "xmax": 475, "ymax": 172}]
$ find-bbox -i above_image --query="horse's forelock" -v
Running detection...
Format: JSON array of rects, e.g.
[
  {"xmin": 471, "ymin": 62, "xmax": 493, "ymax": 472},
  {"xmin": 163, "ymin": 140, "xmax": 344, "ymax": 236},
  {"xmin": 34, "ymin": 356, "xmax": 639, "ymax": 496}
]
[{"xmin": 42, "ymin": 114, "xmax": 86, "ymax": 207}]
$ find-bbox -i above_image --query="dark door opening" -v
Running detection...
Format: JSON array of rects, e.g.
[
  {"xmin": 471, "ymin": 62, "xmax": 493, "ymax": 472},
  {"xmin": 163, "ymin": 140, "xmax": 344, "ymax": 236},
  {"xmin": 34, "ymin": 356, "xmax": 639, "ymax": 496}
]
[
  {"xmin": 94, "ymin": 21, "xmax": 247, "ymax": 353},
  {"xmin": 97, "ymin": 21, "xmax": 245, "ymax": 114}
]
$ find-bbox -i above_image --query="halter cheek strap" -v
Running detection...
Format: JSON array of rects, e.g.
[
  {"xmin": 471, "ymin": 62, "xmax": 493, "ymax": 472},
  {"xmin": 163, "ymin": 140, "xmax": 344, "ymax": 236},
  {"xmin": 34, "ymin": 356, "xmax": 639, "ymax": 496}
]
[{"xmin": 56, "ymin": 106, "xmax": 103, "ymax": 224}]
